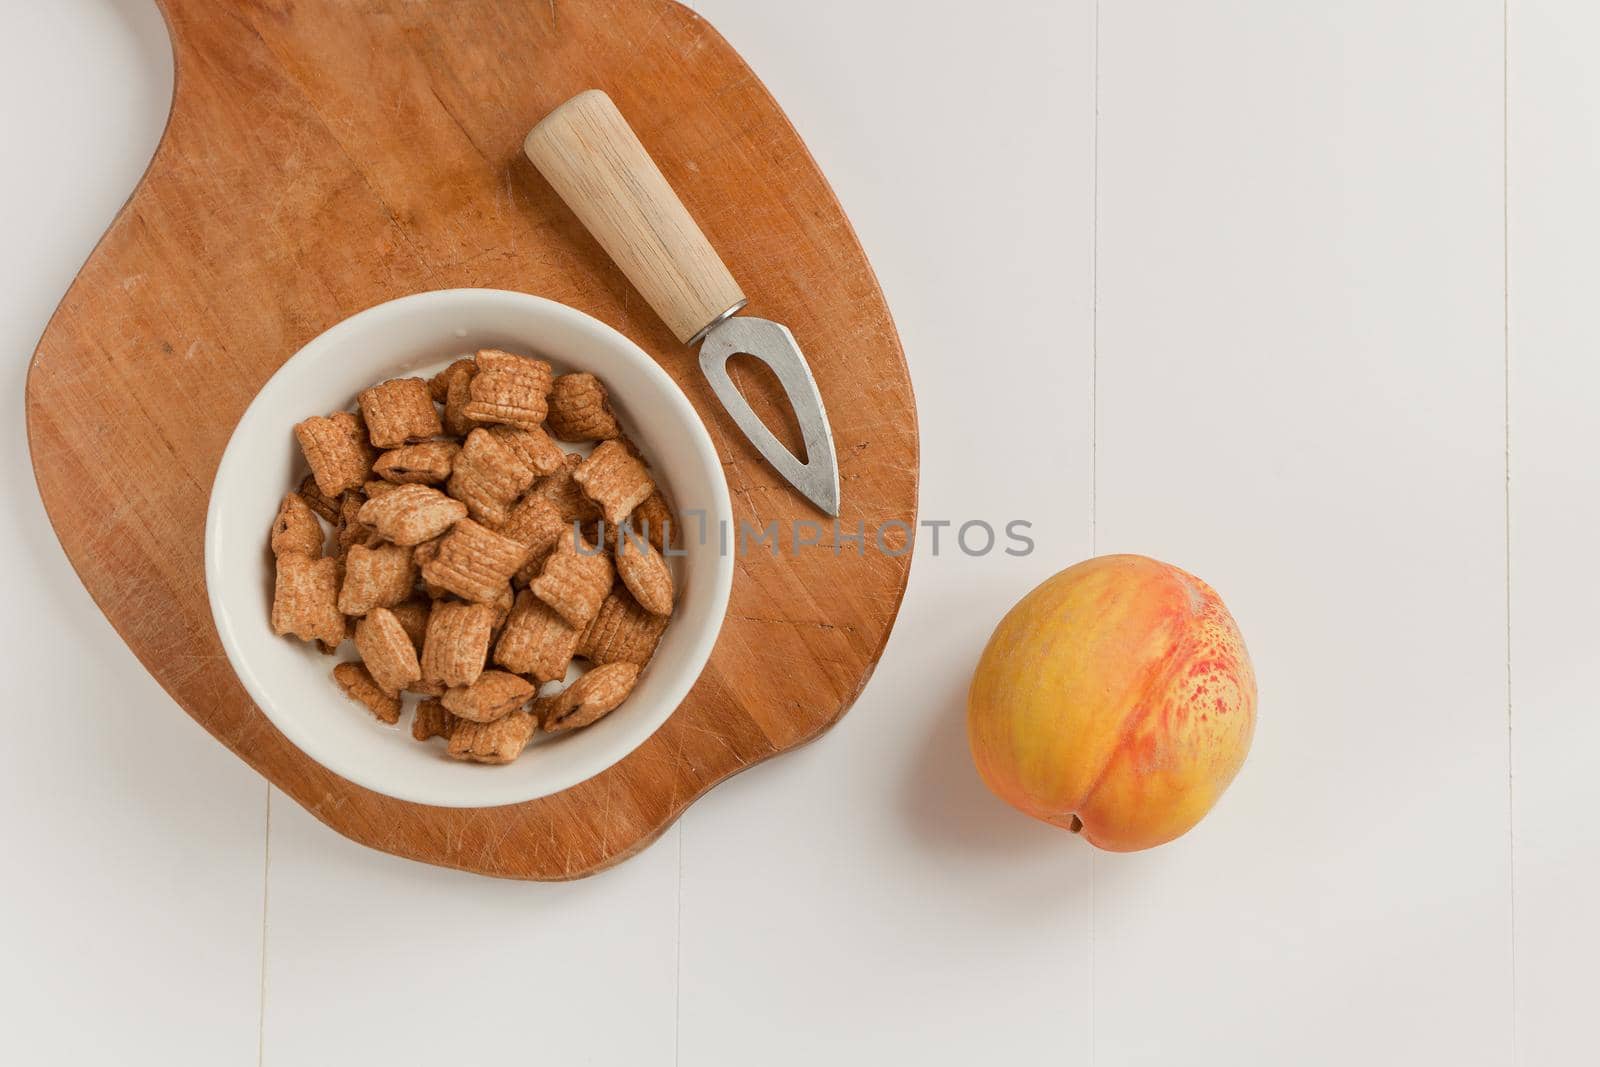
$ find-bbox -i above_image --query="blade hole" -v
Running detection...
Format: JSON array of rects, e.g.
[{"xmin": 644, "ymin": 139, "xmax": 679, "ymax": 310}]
[{"xmin": 726, "ymin": 351, "xmax": 808, "ymax": 465}]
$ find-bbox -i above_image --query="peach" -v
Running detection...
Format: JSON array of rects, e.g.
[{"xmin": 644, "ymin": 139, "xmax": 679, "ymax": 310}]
[{"xmin": 967, "ymin": 555, "xmax": 1256, "ymax": 851}]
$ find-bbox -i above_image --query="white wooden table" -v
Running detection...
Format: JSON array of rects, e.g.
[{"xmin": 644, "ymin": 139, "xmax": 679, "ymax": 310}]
[{"xmin": 2, "ymin": 2, "xmax": 1590, "ymax": 1063}]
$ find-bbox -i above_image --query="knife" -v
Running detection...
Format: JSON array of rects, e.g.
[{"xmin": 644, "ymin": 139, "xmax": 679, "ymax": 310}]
[{"xmin": 524, "ymin": 89, "xmax": 841, "ymax": 516}]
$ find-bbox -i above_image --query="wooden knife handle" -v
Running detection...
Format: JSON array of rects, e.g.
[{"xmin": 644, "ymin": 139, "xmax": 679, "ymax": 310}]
[{"xmin": 525, "ymin": 90, "xmax": 746, "ymax": 345}]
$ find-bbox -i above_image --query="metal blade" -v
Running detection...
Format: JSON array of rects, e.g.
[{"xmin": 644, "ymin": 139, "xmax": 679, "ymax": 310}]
[{"xmin": 698, "ymin": 316, "xmax": 840, "ymax": 516}]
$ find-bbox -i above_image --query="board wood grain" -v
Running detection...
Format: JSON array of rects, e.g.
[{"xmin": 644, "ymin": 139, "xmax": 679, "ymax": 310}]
[{"xmin": 24, "ymin": 0, "xmax": 917, "ymax": 880}]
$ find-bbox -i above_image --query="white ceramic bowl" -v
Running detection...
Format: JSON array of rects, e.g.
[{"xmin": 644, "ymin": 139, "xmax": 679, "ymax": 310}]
[{"xmin": 206, "ymin": 289, "xmax": 733, "ymax": 808}]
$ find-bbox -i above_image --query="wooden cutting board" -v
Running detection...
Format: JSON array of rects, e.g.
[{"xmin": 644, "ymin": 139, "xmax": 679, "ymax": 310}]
[{"xmin": 24, "ymin": 0, "xmax": 917, "ymax": 879}]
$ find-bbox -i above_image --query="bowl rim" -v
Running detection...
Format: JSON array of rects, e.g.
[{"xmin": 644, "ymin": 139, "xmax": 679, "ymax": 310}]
[{"xmin": 204, "ymin": 287, "xmax": 733, "ymax": 808}]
